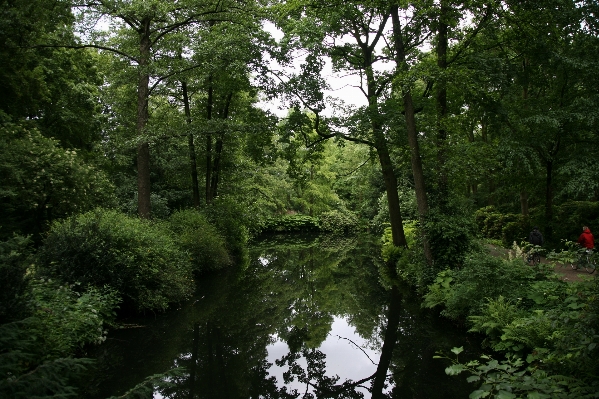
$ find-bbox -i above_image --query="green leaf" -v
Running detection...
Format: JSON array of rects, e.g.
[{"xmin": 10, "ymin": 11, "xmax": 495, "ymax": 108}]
[
  {"xmin": 445, "ymin": 364, "xmax": 466, "ymax": 375},
  {"xmin": 451, "ymin": 346, "xmax": 464, "ymax": 355},
  {"xmin": 527, "ymin": 392, "xmax": 551, "ymax": 399},
  {"xmin": 497, "ymin": 390, "xmax": 516, "ymax": 399},
  {"xmin": 467, "ymin": 375, "xmax": 481, "ymax": 383},
  {"xmin": 469, "ymin": 390, "xmax": 489, "ymax": 399}
]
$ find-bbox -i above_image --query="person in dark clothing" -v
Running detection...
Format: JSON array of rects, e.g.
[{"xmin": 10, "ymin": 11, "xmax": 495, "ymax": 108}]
[
  {"xmin": 528, "ymin": 227, "xmax": 544, "ymax": 246},
  {"xmin": 577, "ymin": 226, "xmax": 595, "ymax": 250}
]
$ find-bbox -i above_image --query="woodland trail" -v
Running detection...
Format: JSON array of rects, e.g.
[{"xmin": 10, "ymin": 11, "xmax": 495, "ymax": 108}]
[{"xmin": 486, "ymin": 244, "xmax": 589, "ymax": 283}]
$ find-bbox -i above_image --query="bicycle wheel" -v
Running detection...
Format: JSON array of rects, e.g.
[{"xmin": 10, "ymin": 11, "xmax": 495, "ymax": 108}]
[
  {"xmin": 533, "ymin": 253, "xmax": 541, "ymax": 265},
  {"xmin": 584, "ymin": 256, "xmax": 597, "ymax": 274}
]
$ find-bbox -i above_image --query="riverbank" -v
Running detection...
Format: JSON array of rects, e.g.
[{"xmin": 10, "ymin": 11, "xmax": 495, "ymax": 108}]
[{"xmin": 486, "ymin": 243, "xmax": 588, "ymax": 282}]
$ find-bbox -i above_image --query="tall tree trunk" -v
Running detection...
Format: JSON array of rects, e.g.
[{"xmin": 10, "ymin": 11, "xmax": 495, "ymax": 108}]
[
  {"xmin": 205, "ymin": 79, "xmax": 214, "ymax": 205},
  {"xmin": 182, "ymin": 81, "xmax": 201, "ymax": 209},
  {"xmin": 137, "ymin": 17, "xmax": 152, "ymax": 219},
  {"xmin": 210, "ymin": 134, "xmax": 223, "ymax": 199},
  {"xmin": 545, "ymin": 160, "xmax": 553, "ymax": 237},
  {"xmin": 520, "ymin": 190, "xmax": 529, "ymax": 216},
  {"xmin": 391, "ymin": 6, "xmax": 433, "ymax": 264},
  {"xmin": 365, "ymin": 55, "xmax": 407, "ymax": 248},
  {"xmin": 209, "ymin": 92, "xmax": 232, "ymax": 200},
  {"xmin": 436, "ymin": 1, "xmax": 449, "ymax": 204}
]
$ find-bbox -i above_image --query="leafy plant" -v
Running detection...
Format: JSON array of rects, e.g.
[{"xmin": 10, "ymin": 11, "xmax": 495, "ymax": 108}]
[
  {"xmin": 0, "ymin": 234, "xmax": 33, "ymax": 323},
  {"xmin": 168, "ymin": 209, "xmax": 231, "ymax": 274},
  {"xmin": 36, "ymin": 209, "xmax": 194, "ymax": 312},
  {"xmin": 425, "ymin": 202, "xmax": 477, "ymax": 272},
  {"xmin": 0, "ymin": 281, "xmax": 118, "ymax": 399},
  {"xmin": 318, "ymin": 209, "xmax": 359, "ymax": 234},
  {"xmin": 437, "ymin": 348, "xmax": 598, "ymax": 399},
  {"xmin": 203, "ymin": 196, "xmax": 250, "ymax": 262},
  {"xmin": 0, "ymin": 121, "xmax": 116, "ymax": 239},
  {"xmin": 423, "ymin": 252, "xmax": 535, "ymax": 320},
  {"xmin": 261, "ymin": 214, "xmax": 320, "ymax": 233}
]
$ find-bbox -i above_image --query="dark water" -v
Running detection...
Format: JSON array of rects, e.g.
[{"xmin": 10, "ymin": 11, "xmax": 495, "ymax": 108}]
[{"xmin": 85, "ymin": 234, "xmax": 480, "ymax": 399}]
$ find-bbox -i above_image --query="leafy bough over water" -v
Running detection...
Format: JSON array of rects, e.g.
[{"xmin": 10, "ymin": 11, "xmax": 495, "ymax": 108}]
[{"xmin": 436, "ymin": 347, "xmax": 598, "ymax": 399}]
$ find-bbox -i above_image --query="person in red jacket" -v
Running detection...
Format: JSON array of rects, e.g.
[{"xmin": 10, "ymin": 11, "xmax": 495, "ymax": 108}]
[{"xmin": 577, "ymin": 226, "xmax": 595, "ymax": 250}]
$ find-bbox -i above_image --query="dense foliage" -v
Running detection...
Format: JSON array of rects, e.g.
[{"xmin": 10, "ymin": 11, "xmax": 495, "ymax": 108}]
[
  {"xmin": 424, "ymin": 250, "xmax": 599, "ymax": 397},
  {"xmin": 1, "ymin": 0, "xmax": 599, "ymax": 396},
  {"xmin": 37, "ymin": 209, "xmax": 194, "ymax": 312},
  {"xmin": 167, "ymin": 209, "xmax": 231, "ymax": 274}
]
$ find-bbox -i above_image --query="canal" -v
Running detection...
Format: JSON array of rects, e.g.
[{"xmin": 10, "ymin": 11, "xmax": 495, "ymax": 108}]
[{"xmin": 85, "ymin": 234, "xmax": 480, "ymax": 398}]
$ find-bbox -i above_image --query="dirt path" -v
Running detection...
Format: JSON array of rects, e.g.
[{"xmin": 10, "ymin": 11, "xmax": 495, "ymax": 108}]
[{"xmin": 485, "ymin": 244, "xmax": 594, "ymax": 283}]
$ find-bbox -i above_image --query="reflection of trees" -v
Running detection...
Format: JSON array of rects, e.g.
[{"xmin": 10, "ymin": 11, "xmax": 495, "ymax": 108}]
[{"xmin": 92, "ymin": 235, "xmax": 476, "ymax": 398}]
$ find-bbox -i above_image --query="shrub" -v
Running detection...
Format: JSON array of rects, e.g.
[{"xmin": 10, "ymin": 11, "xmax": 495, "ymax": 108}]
[
  {"xmin": 203, "ymin": 196, "xmax": 250, "ymax": 262},
  {"xmin": 425, "ymin": 204, "xmax": 477, "ymax": 271},
  {"xmin": 501, "ymin": 220, "xmax": 528, "ymax": 247},
  {"xmin": 0, "ymin": 280, "xmax": 118, "ymax": 399},
  {"xmin": 0, "ymin": 122, "xmax": 116, "ymax": 239},
  {"xmin": 37, "ymin": 209, "xmax": 194, "ymax": 312},
  {"xmin": 0, "ymin": 235, "xmax": 33, "ymax": 323},
  {"xmin": 553, "ymin": 200, "xmax": 599, "ymax": 242},
  {"xmin": 168, "ymin": 209, "xmax": 231, "ymax": 274},
  {"xmin": 318, "ymin": 209, "xmax": 359, "ymax": 234},
  {"xmin": 423, "ymin": 252, "xmax": 535, "ymax": 320},
  {"xmin": 26, "ymin": 279, "xmax": 119, "ymax": 356}
]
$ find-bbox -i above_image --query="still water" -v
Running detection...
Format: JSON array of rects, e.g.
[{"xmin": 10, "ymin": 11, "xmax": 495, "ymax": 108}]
[{"xmin": 86, "ymin": 234, "xmax": 479, "ymax": 398}]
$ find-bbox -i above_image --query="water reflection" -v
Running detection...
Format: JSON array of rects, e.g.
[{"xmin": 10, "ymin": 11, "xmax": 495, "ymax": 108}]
[{"xmin": 86, "ymin": 234, "xmax": 478, "ymax": 399}]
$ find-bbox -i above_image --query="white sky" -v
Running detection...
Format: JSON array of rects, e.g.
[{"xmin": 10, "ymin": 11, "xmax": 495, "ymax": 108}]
[{"xmin": 257, "ymin": 22, "xmax": 394, "ymax": 117}]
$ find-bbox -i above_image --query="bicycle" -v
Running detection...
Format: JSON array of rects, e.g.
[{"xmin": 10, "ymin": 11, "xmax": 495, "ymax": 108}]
[
  {"xmin": 571, "ymin": 249, "xmax": 597, "ymax": 274},
  {"xmin": 524, "ymin": 244, "xmax": 543, "ymax": 266},
  {"xmin": 526, "ymin": 250, "xmax": 541, "ymax": 266}
]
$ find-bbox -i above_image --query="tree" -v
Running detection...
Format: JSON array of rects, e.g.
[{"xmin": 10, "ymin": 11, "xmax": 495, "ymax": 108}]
[
  {"xmin": 76, "ymin": 0, "xmax": 260, "ymax": 217},
  {"xmin": 274, "ymin": 1, "xmax": 409, "ymax": 247}
]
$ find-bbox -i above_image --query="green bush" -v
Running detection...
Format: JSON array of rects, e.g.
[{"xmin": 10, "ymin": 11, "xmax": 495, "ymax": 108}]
[
  {"xmin": 423, "ymin": 252, "xmax": 535, "ymax": 320},
  {"xmin": 553, "ymin": 200, "xmax": 599, "ymax": 242},
  {"xmin": 501, "ymin": 217, "xmax": 530, "ymax": 247},
  {"xmin": 26, "ymin": 279, "xmax": 119, "ymax": 356},
  {"xmin": 203, "ymin": 197, "xmax": 250, "ymax": 262},
  {"xmin": 425, "ymin": 204, "xmax": 476, "ymax": 271},
  {"xmin": 168, "ymin": 209, "xmax": 231, "ymax": 274},
  {"xmin": 318, "ymin": 209, "xmax": 359, "ymax": 234},
  {"xmin": 37, "ymin": 209, "xmax": 194, "ymax": 312},
  {"xmin": 0, "ymin": 235, "xmax": 33, "ymax": 323},
  {"xmin": 0, "ymin": 122, "xmax": 116, "ymax": 239},
  {"xmin": 0, "ymin": 280, "xmax": 118, "ymax": 399}
]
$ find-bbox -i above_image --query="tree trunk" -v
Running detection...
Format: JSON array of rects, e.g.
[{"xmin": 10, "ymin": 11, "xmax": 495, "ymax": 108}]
[
  {"xmin": 364, "ymin": 54, "xmax": 407, "ymax": 248},
  {"xmin": 391, "ymin": 6, "xmax": 432, "ymax": 264},
  {"xmin": 436, "ymin": 1, "xmax": 449, "ymax": 204},
  {"xmin": 136, "ymin": 17, "xmax": 152, "ymax": 219},
  {"xmin": 520, "ymin": 190, "xmax": 529, "ymax": 216},
  {"xmin": 205, "ymin": 80, "xmax": 213, "ymax": 205},
  {"xmin": 182, "ymin": 81, "xmax": 201, "ymax": 209},
  {"xmin": 545, "ymin": 160, "xmax": 553, "ymax": 237},
  {"xmin": 209, "ymin": 92, "xmax": 232, "ymax": 200}
]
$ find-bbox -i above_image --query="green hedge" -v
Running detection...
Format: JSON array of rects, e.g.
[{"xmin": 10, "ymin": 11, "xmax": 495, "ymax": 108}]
[{"xmin": 37, "ymin": 209, "xmax": 194, "ymax": 312}]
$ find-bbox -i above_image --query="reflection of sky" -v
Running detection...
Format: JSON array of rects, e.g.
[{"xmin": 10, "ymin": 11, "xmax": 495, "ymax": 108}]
[{"xmin": 267, "ymin": 317, "xmax": 379, "ymax": 397}]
